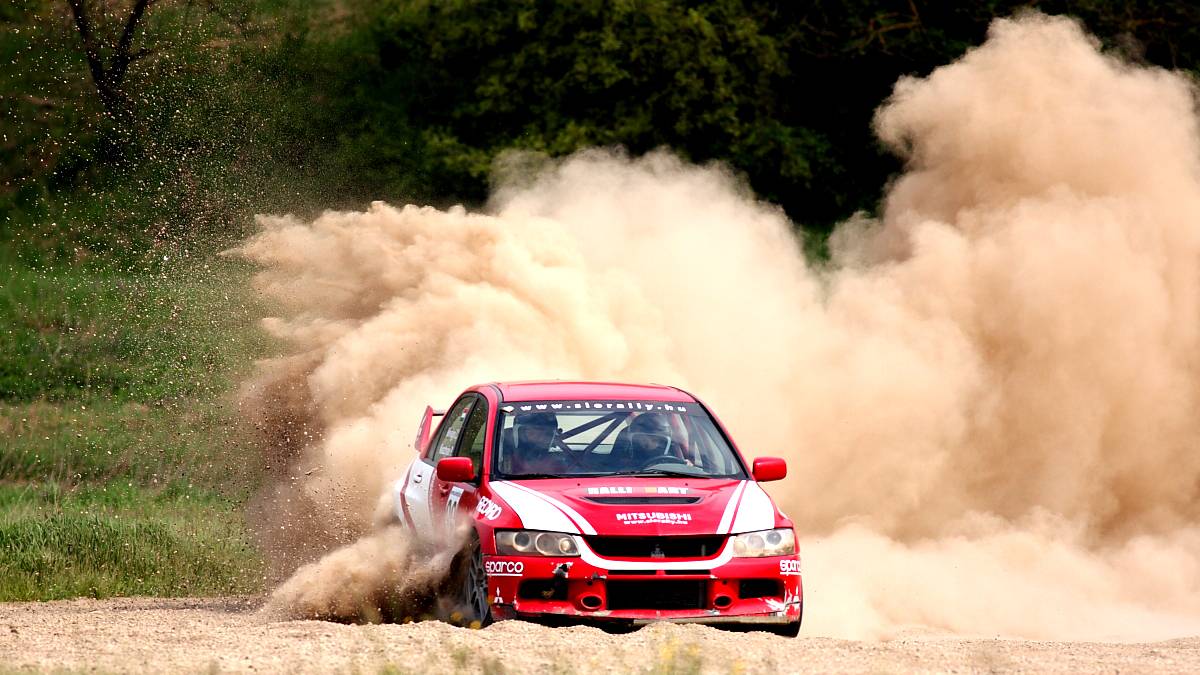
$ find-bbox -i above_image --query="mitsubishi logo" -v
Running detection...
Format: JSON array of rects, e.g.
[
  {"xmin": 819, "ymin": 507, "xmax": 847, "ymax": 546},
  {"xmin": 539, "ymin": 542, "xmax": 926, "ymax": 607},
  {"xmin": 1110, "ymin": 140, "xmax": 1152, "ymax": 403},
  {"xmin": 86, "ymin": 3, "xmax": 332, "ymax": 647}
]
[{"xmin": 651, "ymin": 544, "xmax": 665, "ymax": 559}]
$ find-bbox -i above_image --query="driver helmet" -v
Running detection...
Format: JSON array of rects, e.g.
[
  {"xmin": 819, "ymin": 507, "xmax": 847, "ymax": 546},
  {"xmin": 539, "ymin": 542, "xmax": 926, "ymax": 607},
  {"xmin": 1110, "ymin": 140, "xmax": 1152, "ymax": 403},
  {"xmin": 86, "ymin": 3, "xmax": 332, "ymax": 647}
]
[
  {"xmin": 628, "ymin": 412, "xmax": 673, "ymax": 460},
  {"xmin": 513, "ymin": 411, "xmax": 557, "ymax": 454}
]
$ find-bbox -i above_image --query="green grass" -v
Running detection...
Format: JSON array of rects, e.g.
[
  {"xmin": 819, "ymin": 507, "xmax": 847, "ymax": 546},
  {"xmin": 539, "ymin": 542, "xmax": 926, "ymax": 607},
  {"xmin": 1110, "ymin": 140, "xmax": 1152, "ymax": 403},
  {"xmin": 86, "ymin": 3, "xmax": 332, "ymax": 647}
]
[
  {"xmin": 0, "ymin": 398, "xmax": 259, "ymax": 490},
  {"xmin": 0, "ymin": 483, "xmax": 262, "ymax": 601},
  {"xmin": 0, "ymin": 250, "xmax": 274, "ymax": 601},
  {"xmin": 0, "ymin": 255, "xmax": 269, "ymax": 402}
]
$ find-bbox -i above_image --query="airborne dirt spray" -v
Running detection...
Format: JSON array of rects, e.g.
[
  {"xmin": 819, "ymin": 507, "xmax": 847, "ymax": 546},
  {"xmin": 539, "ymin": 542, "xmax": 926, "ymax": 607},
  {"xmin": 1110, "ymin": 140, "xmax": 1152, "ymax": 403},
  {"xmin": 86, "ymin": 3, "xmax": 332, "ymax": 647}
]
[{"xmin": 236, "ymin": 14, "xmax": 1200, "ymax": 639}]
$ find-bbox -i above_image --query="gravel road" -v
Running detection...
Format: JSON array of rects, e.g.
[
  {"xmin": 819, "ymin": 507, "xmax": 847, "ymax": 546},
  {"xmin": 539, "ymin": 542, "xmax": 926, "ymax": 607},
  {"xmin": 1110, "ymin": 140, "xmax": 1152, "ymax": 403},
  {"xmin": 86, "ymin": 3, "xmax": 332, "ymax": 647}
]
[{"xmin": 0, "ymin": 597, "xmax": 1194, "ymax": 673}]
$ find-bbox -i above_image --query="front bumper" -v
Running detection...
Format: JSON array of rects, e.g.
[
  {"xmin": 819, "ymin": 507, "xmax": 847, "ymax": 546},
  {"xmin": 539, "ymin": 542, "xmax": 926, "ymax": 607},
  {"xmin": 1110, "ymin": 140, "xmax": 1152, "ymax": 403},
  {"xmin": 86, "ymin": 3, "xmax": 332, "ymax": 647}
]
[{"xmin": 484, "ymin": 551, "xmax": 802, "ymax": 625}]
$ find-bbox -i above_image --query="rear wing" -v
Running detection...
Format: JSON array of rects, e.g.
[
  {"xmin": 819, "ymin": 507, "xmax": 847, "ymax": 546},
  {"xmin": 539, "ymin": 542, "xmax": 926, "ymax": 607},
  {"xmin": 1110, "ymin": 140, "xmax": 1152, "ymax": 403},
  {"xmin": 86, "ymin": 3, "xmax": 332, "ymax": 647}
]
[{"xmin": 413, "ymin": 405, "xmax": 446, "ymax": 454}]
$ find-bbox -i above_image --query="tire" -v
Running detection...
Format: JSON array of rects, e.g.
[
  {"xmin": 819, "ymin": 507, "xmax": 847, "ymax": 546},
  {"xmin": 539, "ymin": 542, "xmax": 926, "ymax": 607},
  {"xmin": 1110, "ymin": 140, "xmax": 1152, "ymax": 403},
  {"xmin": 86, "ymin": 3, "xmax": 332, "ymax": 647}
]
[
  {"xmin": 768, "ymin": 620, "xmax": 802, "ymax": 638},
  {"xmin": 453, "ymin": 537, "xmax": 492, "ymax": 628}
]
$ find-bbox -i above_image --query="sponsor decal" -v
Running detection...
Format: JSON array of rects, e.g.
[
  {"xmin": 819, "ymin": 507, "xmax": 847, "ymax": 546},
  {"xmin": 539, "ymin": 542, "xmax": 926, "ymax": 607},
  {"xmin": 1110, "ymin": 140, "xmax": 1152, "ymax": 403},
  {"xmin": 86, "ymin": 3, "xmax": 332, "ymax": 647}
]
[
  {"xmin": 587, "ymin": 486, "xmax": 632, "ymax": 495},
  {"xmin": 784, "ymin": 588, "xmax": 801, "ymax": 606},
  {"xmin": 615, "ymin": 511, "xmax": 693, "ymax": 525},
  {"xmin": 475, "ymin": 496, "xmax": 503, "ymax": 520},
  {"xmin": 485, "ymin": 560, "xmax": 525, "ymax": 576},
  {"xmin": 586, "ymin": 486, "xmax": 689, "ymax": 495},
  {"xmin": 512, "ymin": 401, "xmax": 697, "ymax": 414},
  {"xmin": 445, "ymin": 486, "xmax": 464, "ymax": 531},
  {"xmin": 779, "ymin": 559, "xmax": 802, "ymax": 576}
]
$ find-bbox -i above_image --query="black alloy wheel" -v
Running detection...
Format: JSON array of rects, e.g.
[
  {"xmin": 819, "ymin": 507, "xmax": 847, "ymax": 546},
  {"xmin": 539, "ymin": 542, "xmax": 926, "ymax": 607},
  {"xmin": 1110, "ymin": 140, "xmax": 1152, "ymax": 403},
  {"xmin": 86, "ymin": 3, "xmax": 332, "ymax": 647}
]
[{"xmin": 457, "ymin": 537, "xmax": 492, "ymax": 627}]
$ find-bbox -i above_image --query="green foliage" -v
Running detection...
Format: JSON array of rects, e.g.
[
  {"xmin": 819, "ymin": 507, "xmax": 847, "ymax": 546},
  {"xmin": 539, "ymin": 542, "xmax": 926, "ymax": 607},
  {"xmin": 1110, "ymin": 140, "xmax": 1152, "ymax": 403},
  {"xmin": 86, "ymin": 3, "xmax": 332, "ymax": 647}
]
[
  {"xmin": 267, "ymin": 0, "xmax": 830, "ymax": 212},
  {"xmin": 239, "ymin": 0, "xmax": 1200, "ymax": 231},
  {"xmin": 761, "ymin": 1, "xmax": 1200, "ymax": 223},
  {"xmin": 397, "ymin": 0, "xmax": 816, "ymax": 180},
  {"xmin": 1, "ymin": 2, "xmax": 281, "ymax": 604},
  {"xmin": 1, "ymin": 0, "xmax": 334, "ymax": 262},
  {"xmin": 9, "ymin": 1, "xmax": 1200, "ymax": 241}
]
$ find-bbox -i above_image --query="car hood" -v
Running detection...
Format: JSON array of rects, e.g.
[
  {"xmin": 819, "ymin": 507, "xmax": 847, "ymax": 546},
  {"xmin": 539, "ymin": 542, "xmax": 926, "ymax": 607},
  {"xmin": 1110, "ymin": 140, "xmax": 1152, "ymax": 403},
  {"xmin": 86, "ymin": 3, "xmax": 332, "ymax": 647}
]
[{"xmin": 487, "ymin": 477, "xmax": 779, "ymax": 537}]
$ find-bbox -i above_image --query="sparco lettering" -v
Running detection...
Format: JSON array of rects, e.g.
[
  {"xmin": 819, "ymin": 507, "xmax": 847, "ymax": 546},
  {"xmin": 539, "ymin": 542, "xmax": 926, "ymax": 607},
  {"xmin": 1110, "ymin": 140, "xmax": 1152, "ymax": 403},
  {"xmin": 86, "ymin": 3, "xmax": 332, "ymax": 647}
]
[
  {"xmin": 485, "ymin": 560, "xmax": 524, "ymax": 576},
  {"xmin": 779, "ymin": 559, "xmax": 802, "ymax": 575}
]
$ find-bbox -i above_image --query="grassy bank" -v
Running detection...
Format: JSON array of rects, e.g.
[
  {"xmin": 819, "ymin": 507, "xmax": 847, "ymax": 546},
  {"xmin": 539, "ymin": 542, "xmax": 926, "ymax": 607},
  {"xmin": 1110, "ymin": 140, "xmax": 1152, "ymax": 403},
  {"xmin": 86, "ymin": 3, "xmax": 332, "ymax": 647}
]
[
  {"xmin": 0, "ymin": 251, "xmax": 271, "ymax": 601},
  {"xmin": 0, "ymin": 483, "xmax": 261, "ymax": 600}
]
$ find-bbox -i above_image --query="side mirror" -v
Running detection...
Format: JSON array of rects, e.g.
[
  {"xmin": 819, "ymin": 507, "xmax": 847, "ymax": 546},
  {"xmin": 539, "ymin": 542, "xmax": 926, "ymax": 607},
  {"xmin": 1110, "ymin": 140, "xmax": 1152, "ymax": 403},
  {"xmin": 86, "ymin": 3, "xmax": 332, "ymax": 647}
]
[
  {"xmin": 752, "ymin": 457, "xmax": 787, "ymax": 482},
  {"xmin": 437, "ymin": 456, "xmax": 475, "ymax": 483}
]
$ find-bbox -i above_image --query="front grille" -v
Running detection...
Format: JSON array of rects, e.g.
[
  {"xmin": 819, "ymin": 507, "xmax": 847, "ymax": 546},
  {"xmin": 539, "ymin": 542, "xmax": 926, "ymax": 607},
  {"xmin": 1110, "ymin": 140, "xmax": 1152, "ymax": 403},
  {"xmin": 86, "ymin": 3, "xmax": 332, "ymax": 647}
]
[
  {"xmin": 607, "ymin": 580, "xmax": 707, "ymax": 610},
  {"xmin": 585, "ymin": 536, "xmax": 725, "ymax": 558},
  {"xmin": 739, "ymin": 579, "xmax": 781, "ymax": 599},
  {"xmin": 584, "ymin": 496, "xmax": 700, "ymax": 505}
]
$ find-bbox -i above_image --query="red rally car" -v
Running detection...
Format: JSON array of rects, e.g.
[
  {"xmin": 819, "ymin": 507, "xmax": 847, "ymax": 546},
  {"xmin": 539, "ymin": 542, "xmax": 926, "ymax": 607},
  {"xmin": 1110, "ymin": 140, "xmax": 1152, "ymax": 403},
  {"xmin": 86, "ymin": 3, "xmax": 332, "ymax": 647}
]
[{"xmin": 391, "ymin": 381, "xmax": 802, "ymax": 636}]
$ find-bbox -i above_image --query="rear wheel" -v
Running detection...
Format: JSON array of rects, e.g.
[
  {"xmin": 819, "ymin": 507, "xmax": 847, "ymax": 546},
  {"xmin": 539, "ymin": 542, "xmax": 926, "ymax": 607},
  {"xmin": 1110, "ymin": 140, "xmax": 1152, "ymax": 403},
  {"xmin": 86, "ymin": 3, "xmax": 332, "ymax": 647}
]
[{"xmin": 454, "ymin": 537, "xmax": 492, "ymax": 628}]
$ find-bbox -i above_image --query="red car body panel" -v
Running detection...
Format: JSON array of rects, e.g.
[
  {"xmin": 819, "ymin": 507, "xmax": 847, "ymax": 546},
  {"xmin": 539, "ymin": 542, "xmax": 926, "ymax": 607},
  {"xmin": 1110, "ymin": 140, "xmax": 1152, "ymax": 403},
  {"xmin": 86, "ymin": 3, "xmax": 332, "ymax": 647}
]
[
  {"xmin": 392, "ymin": 381, "xmax": 803, "ymax": 628},
  {"xmin": 494, "ymin": 381, "xmax": 696, "ymax": 403}
]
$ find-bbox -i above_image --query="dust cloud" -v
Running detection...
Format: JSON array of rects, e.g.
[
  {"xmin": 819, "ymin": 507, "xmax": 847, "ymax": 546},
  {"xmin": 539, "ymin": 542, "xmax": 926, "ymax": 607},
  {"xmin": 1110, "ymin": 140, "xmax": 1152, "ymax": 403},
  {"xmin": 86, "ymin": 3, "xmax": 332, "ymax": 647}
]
[
  {"xmin": 260, "ymin": 525, "xmax": 463, "ymax": 624},
  {"xmin": 232, "ymin": 13, "xmax": 1200, "ymax": 640}
]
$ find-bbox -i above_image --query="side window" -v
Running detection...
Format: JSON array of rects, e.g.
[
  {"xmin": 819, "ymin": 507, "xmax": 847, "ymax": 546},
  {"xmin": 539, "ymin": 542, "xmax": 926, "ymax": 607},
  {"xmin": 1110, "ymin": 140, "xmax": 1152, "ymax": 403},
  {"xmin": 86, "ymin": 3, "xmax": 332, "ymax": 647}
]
[
  {"xmin": 428, "ymin": 398, "xmax": 474, "ymax": 461},
  {"xmin": 455, "ymin": 399, "xmax": 488, "ymax": 478}
]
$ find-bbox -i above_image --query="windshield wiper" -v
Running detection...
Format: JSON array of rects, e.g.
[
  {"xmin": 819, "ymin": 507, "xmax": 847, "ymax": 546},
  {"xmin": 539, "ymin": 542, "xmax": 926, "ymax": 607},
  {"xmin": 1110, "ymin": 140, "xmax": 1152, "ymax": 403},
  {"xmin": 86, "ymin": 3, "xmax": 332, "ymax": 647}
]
[
  {"xmin": 604, "ymin": 468, "xmax": 702, "ymax": 478},
  {"xmin": 502, "ymin": 472, "xmax": 569, "ymax": 480}
]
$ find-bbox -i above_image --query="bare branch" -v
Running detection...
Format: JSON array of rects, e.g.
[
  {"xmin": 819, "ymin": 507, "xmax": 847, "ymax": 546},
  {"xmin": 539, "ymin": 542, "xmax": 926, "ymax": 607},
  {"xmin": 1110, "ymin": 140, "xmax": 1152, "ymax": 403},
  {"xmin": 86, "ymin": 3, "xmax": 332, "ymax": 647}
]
[
  {"xmin": 66, "ymin": 0, "xmax": 111, "ymax": 108},
  {"xmin": 65, "ymin": 0, "xmax": 157, "ymax": 120},
  {"xmin": 110, "ymin": 0, "xmax": 152, "ymax": 84},
  {"xmin": 117, "ymin": 0, "xmax": 152, "ymax": 58}
]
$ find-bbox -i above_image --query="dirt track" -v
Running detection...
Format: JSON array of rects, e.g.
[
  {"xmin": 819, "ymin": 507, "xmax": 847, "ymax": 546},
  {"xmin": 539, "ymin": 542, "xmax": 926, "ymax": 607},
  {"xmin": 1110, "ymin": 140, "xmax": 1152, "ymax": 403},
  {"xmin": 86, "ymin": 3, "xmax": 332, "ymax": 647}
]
[{"xmin": 0, "ymin": 597, "xmax": 1194, "ymax": 674}]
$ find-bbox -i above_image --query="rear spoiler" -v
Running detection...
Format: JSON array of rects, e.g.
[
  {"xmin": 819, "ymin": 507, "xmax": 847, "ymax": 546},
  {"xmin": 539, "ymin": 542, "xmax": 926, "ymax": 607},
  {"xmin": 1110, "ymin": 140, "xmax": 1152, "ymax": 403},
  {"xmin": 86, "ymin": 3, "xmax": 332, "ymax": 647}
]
[{"xmin": 413, "ymin": 405, "xmax": 446, "ymax": 454}]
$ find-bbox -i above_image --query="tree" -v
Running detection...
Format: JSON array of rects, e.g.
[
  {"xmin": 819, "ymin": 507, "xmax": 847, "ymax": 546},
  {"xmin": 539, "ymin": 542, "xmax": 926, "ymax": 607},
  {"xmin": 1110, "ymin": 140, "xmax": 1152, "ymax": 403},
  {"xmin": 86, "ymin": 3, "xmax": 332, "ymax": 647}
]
[{"xmin": 66, "ymin": 0, "xmax": 156, "ymax": 126}]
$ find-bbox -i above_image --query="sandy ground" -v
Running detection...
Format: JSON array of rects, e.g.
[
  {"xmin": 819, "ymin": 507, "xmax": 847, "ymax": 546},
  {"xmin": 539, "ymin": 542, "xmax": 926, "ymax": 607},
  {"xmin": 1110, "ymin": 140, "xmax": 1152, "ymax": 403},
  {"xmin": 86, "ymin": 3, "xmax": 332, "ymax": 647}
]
[{"xmin": 0, "ymin": 597, "xmax": 1195, "ymax": 674}]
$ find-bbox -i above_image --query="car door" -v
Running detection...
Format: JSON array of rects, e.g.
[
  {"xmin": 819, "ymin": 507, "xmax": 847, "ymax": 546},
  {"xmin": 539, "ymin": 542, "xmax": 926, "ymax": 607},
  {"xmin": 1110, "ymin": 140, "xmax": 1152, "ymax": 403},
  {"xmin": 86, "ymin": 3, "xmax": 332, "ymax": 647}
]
[
  {"xmin": 402, "ymin": 396, "xmax": 473, "ymax": 540},
  {"xmin": 429, "ymin": 394, "xmax": 489, "ymax": 536}
]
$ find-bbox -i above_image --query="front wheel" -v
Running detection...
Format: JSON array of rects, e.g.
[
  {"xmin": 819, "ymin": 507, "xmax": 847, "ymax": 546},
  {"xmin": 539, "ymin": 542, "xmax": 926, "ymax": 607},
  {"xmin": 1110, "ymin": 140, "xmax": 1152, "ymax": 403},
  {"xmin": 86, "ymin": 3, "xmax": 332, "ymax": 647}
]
[
  {"xmin": 768, "ymin": 620, "xmax": 801, "ymax": 637},
  {"xmin": 453, "ymin": 537, "xmax": 492, "ymax": 628}
]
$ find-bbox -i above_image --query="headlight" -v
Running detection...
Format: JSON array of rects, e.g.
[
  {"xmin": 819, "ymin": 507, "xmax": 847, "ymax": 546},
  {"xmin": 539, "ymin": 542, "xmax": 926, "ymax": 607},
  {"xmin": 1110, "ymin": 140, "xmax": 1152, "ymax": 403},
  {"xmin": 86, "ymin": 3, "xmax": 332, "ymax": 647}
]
[
  {"xmin": 495, "ymin": 530, "xmax": 580, "ymax": 557},
  {"xmin": 732, "ymin": 528, "xmax": 795, "ymax": 557}
]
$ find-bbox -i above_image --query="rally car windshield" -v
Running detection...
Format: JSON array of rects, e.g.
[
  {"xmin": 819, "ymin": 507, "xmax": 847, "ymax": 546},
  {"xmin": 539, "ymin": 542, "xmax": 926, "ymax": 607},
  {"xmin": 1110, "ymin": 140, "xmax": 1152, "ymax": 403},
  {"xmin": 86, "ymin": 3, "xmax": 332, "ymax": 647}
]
[{"xmin": 493, "ymin": 400, "xmax": 748, "ymax": 480}]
